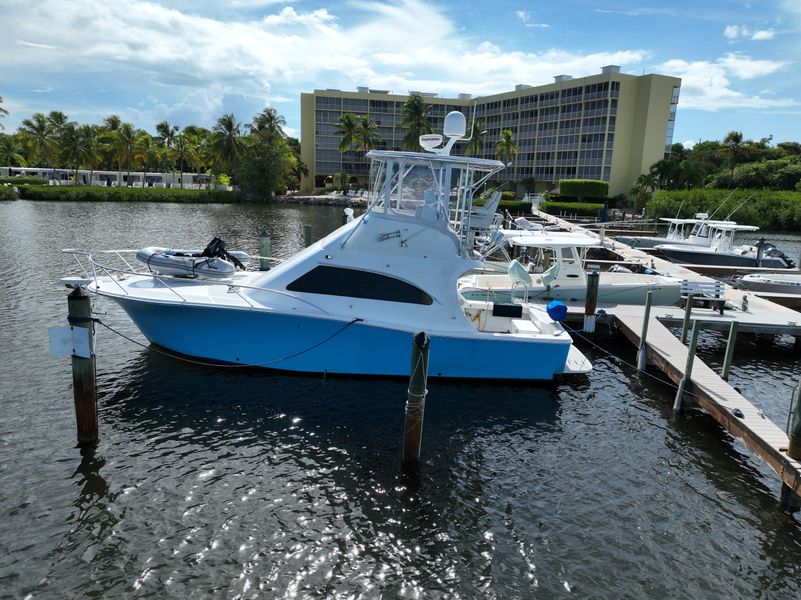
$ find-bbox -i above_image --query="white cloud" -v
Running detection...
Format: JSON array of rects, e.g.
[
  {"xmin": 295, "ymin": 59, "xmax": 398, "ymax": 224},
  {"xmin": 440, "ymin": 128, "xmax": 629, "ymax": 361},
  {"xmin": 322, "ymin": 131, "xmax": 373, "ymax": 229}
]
[
  {"xmin": 723, "ymin": 24, "xmax": 776, "ymax": 41},
  {"xmin": 17, "ymin": 40, "xmax": 59, "ymax": 50},
  {"xmin": 655, "ymin": 53, "xmax": 795, "ymax": 110},
  {"xmin": 681, "ymin": 139, "xmax": 697, "ymax": 149},
  {"xmin": 515, "ymin": 8, "xmax": 550, "ymax": 28}
]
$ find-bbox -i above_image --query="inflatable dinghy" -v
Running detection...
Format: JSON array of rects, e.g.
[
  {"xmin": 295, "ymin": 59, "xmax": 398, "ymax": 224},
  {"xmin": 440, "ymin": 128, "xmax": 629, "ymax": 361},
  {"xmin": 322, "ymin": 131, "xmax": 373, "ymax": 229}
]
[{"xmin": 135, "ymin": 237, "xmax": 250, "ymax": 279}]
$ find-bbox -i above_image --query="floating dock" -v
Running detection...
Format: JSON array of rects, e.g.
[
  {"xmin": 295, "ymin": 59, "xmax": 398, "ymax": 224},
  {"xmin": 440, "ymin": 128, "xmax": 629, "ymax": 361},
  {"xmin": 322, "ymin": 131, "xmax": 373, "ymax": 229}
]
[{"xmin": 528, "ymin": 210, "xmax": 801, "ymax": 506}]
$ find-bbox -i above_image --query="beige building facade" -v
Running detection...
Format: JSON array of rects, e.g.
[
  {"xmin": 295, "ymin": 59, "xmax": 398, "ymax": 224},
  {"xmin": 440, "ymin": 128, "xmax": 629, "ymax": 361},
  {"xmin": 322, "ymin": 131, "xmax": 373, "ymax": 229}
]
[{"xmin": 300, "ymin": 67, "xmax": 681, "ymax": 197}]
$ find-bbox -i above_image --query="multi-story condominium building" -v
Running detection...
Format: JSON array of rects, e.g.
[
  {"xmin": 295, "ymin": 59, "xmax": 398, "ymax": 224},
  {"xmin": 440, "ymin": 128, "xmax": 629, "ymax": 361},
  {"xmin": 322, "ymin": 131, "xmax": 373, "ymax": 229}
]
[{"xmin": 300, "ymin": 66, "xmax": 681, "ymax": 197}]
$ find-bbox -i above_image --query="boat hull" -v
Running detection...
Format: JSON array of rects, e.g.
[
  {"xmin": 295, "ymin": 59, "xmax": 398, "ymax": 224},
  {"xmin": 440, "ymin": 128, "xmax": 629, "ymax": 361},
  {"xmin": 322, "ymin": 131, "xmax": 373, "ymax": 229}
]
[
  {"xmin": 461, "ymin": 282, "xmax": 680, "ymax": 306},
  {"xmin": 111, "ymin": 296, "xmax": 576, "ymax": 380},
  {"xmin": 738, "ymin": 274, "xmax": 801, "ymax": 294},
  {"xmin": 656, "ymin": 246, "xmax": 791, "ymax": 268}
]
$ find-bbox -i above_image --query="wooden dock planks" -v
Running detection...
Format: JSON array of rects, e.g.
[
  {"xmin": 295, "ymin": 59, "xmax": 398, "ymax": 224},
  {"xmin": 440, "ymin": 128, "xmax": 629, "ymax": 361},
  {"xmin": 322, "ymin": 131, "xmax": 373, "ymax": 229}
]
[{"xmin": 616, "ymin": 313, "xmax": 801, "ymax": 497}]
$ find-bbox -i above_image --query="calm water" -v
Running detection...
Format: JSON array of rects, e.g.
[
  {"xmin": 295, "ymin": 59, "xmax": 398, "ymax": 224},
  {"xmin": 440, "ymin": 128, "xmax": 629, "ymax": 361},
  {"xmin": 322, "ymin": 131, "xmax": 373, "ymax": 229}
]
[{"xmin": 1, "ymin": 201, "xmax": 800, "ymax": 599}]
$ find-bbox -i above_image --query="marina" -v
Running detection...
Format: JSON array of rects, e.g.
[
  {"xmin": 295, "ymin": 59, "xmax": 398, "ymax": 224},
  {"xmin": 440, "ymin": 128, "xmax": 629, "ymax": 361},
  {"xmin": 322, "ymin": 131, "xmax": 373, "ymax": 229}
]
[{"xmin": 3, "ymin": 199, "xmax": 801, "ymax": 597}]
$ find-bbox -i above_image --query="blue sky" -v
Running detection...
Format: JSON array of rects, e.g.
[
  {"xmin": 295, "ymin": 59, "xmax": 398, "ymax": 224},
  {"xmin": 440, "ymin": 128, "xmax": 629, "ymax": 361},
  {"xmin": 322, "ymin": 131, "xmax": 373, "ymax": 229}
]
[{"xmin": 2, "ymin": 0, "xmax": 800, "ymax": 147}]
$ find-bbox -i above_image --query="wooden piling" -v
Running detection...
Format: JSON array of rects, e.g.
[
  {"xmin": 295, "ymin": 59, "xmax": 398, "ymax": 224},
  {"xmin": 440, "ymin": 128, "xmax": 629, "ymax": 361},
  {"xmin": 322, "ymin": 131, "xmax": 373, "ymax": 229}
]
[
  {"xmin": 681, "ymin": 293, "xmax": 695, "ymax": 344},
  {"xmin": 258, "ymin": 229, "xmax": 271, "ymax": 271},
  {"xmin": 721, "ymin": 320, "xmax": 739, "ymax": 381},
  {"xmin": 674, "ymin": 319, "xmax": 700, "ymax": 414},
  {"xmin": 68, "ymin": 287, "xmax": 98, "ymax": 445},
  {"xmin": 583, "ymin": 271, "xmax": 600, "ymax": 333},
  {"xmin": 637, "ymin": 290, "xmax": 653, "ymax": 371},
  {"xmin": 402, "ymin": 332, "xmax": 430, "ymax": 470},
  {"xmin": 304, "ymin": 224, "xmax": 313, "ymax": 247}
]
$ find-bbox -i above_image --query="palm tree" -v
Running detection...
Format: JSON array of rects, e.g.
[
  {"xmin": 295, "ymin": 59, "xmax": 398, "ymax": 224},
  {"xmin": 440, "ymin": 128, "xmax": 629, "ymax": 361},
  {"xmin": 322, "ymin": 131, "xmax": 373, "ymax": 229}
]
[
  {"xmin": 649, "ymin": 158, "xmax": 680, "ymax": 189},
  {"xmin": 211, "ymin": 113, "xmax": 243, "ymax": 174},
  {"xmin": 722, "ymin": 130, "xmax": 744, "ymax": 177},
  {"xmin": 495, "ymin": 129, "xmax": 519, "ymax": 165},
  {"xmin": 156, "ymin": 120, "xmax": 179, "ymax": 148},
  {"xmin": 398, "ymin": 94, "xmax": 434, "ymax": 151},
  {"xmin": 465, "ymin": 118, "xmax": 485, "ymax": 157},
  {"xmin": 59, "ymin": 123, "xmax": 87, "ymax": 183},
  {"xmin": 79, "ymin": 125, "xmax": 101, "ymax": 185},
  {"xmin": 336, "ymin": 113, "xmax": 358, "ymax": 152},
  {"xmin": 0, "ymin": 134, "xmax": 26, "ymax": 166},
  {"xmin": 355, "ymin": 115, "xmax": 381, "ymax": 151},
  {"xmin": 630, "ymin": 173, "xmax": 657, "ymax": 207},
  {"xmin": 135, "ymin": 133, "xmax": 156, "ymax": 187},
  {"xmin": 0, "ymin": 97, "xmax": 8, "ymax": 131},
  {"xmin": 18, "ymin": 113, "xmax": 54, "ymax": 168},
  {"xmin": 248, "ymin": 107, "xmax": 286, "ymax": 139},
  {"xmin": 173, "ymin": 133, "xmax": 192, "ymax": 188},
  {"xmin": 108, "ymin": 123, "xmax": 145, "ymax": 185},
  {"xmin": 102, "ymin": 115, "xmax": 121, "ymax": 132}
]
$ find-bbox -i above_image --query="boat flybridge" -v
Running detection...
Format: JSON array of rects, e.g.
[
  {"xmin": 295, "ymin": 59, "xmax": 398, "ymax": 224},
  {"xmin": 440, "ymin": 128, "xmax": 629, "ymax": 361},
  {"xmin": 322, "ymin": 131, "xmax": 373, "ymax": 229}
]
[{"xmin": 69, "ymin": 111, "xmax": 591, "ymax": 380}]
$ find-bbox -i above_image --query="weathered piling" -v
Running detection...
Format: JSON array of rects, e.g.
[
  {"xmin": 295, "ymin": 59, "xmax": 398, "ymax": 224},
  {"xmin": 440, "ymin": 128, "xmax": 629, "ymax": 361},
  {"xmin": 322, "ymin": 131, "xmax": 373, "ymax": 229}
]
[
  {"xmin": 258, "ymin": 229, "xmax": 271, "ymax": 271},
  {"xmin": 583, "ymin": 271, "xmax": 600, "ymax": 333},
  {"xmin": 781, "ymin": 383, "xmax": 801, "ymax": 512},
  {"xmin": 637, "ymin": 290, "xmax": 653, "ymax": 371},
  {"xmin": 681, "ymin": 294, "xmax": 695, "ymax": 344},
  {"xmin": 304, "ymin": 224, "xmax": 313, "ymax": 247},
  {"xmin": 674, "ymin": 319, "xmax": 700, "ymax": 414},
  {"xmin": 402, "ymin": 332, "xmax": 430, "ymax": 471},
  {"xmin": 68, "ymin": 287, "xmax": 98, "ymax": 445},
  {"xmin": 721, "ymin": 320, "xmax": 739, "ymax": 381}
]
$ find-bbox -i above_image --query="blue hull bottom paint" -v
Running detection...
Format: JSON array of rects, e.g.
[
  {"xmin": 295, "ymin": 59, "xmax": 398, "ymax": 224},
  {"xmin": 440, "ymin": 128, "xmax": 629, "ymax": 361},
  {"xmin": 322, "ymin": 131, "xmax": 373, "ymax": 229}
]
[{"xmin": 115, "ymin": 298, "xmax": 571, "ymax": 380}]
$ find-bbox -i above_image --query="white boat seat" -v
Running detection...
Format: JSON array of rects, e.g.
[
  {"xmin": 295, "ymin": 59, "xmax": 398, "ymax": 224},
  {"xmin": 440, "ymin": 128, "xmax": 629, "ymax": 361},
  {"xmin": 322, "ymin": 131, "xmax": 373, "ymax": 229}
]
[
  {"xmin": 538, "ymin": 264, "xmax": 559, "ymax": 287},
  {"xmin": 508, "ymin": 259, "xmax": 532, "ymax": 285}
]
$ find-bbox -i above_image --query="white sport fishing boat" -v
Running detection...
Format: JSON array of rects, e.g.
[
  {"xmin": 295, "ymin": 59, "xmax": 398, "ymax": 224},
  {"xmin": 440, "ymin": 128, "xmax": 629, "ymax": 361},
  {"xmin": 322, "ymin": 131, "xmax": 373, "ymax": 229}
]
[
  {"xmin": 67, "ymin": 112, "xmax": 591, "ymax": 380},
  {"xmin": 459, "ymin": 230, "xmax": 682, "ymax": 305},
  {"xmin": 655, "ymin": 223, "xmax": 796, "ymax": 269},
  {"xmin": 616, "ymin": 214, "xmax": 734, "ymax": 249}
]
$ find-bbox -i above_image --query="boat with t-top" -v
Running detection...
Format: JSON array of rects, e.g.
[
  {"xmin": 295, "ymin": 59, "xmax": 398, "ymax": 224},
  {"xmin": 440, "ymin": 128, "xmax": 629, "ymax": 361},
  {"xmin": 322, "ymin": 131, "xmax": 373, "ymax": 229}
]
[{"xmin": 67, "ymin": 112, "xmax": 591, "ymax": 380}]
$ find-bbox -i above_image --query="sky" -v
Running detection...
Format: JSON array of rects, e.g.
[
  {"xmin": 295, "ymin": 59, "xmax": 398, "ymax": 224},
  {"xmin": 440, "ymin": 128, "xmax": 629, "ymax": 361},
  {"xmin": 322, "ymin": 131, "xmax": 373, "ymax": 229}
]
[{"xmin": 2, "ymin": 0, "xmax": 800, "ymax": 147}]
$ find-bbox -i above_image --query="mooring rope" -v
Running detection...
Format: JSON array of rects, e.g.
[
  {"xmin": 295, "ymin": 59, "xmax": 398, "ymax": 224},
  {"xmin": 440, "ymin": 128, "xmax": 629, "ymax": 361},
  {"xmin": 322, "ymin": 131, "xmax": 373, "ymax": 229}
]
[{"xmin": 94, "ymin": 317, "xmax": 363, "ymax": 369}]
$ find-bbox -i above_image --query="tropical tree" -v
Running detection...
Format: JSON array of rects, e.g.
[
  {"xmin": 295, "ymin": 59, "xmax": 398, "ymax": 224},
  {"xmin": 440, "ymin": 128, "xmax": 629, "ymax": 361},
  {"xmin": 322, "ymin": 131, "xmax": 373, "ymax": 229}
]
[
  {"xmin": 0, "ymin": 134, "xmax": 26, "ymax": 166},
  {"xmin": 721, "ymin": 130, "xmax": 744, "ymax": 176},
  {"xmin": 248, "ymin": 107, "xmax": 286, "ymax": 140},
  {"xmin": 336, "ymin": 112, "xmax": 358, "ymax": 152},
  {"xmin": 108, "ymin": 123, "xmax": 147, "ymax": 185},
  {"xmin": 79, "ymin": 124, "xmax": 101, "ymax": 185},
  {"xmin": 173, "ymin": 133, "xmax": 193, "ymax": 188},
  {"xmin": 649, "ymin": 158, "xmax": 680, "ymax": 189},
  {"xmin": 495, "ymin": 129, "xmax": 519, "ymax": 165},
  {"xmin": 18, "ymin": 112, "xmax": 54, "ymax": 168},
  {"xmin": 0, "ymin": 97, "xmax": 8, "ymax": 130},
  {"xmin": 102, "ymin": 114, "xmax": 121, "ymax": 132},
  {"xmin": 630, "ymin": 173, "xmax": 657, "ymax": 207},
  {"xmin": 210, "ymin": 113, "xmax": 244, "ymax": 174},
  {"xmin": 465, "ymin": 118, "xmax": 485, "ymax": 157},
  {"xmin": 59, "ymin": 123, "xmax": 87, "ymax": 182},
  {"xmin": 398, "ymin": 94, "xmax": 434, "ymax": 151},
  {"xmin": 355, "ymin": 115, "xmax": 381, "ymax": 151}
]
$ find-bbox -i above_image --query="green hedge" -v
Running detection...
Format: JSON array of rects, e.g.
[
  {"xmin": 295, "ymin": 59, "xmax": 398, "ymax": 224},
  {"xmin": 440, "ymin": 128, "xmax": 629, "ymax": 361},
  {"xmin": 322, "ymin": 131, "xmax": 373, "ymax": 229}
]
[
  {"xmin": 0, "ymin": 176, "xmax": 48, "ymax": 185},
  {"xmin": 501, "ymin": 191, "xmax": 517, "ymax": 201},
  {"xmin": 17, "ymin": 185, "xmax": 246, "ymax": 203},
  {"xmin": 542, "ymin": 201, "xmax": 604, "ymax": 216},
  {"xmin": 0, "ymin": 186, "xmax": 19, "ymax": 201},
  {"xmin": 646, "ymin": 189, "xmax": 801, "ymax": 230},
  {"xmin": 559, "ymin": 179, "xmax": 608, "ymax": 199}
]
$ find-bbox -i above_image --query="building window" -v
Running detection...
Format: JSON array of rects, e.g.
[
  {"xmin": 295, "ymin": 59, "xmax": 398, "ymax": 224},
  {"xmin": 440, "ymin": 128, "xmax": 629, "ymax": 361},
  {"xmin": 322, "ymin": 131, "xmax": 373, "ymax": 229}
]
[{"xmin": 287, "ymin": 265, "xmax": 434, "ymax": 305}]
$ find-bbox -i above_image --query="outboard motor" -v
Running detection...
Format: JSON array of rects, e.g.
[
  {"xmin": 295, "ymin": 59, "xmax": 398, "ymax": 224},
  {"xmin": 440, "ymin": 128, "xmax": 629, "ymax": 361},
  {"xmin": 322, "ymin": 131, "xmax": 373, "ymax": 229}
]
[{"xmin": 762, "ymin": 242, "xmax": 796, "ymax": 269}]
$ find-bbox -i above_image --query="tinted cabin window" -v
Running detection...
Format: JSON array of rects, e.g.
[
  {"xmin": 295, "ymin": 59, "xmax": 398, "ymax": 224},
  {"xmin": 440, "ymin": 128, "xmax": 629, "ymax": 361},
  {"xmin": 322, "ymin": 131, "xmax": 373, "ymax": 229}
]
[{"xmin": 287, "ymin": 266, "xmax": 433, "ymax": 305}]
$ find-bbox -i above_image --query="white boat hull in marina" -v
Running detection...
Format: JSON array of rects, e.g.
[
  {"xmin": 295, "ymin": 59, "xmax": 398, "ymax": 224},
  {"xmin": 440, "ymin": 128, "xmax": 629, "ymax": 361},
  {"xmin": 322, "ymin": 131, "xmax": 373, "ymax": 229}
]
[
  {"xmin": 459, "ymin": 271, "xmax": 682, "ymax": 305},
  {"xmin": 737, "ymin": 273, "xmax": 801, "ymax": 294}
]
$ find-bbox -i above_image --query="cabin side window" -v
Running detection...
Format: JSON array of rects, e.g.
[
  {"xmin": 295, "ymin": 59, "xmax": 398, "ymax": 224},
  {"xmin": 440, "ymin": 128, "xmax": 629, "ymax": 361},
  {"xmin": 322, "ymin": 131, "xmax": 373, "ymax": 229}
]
[{"xmin": 287, "ymin": 266, "xmax": 434, "ymax": 305}]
